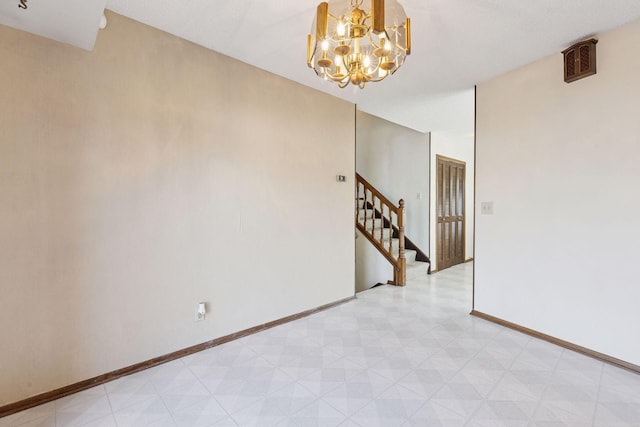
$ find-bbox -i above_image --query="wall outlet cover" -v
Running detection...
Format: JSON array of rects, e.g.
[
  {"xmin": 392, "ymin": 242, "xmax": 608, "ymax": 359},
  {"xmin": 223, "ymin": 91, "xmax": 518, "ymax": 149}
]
[
  {"xmin": 481, "ymin": 201, "xmax": 494, "ymax": 215},
  {"xmin": 195, "ymin": 302, "xmax": 206, "ymax": 321}
]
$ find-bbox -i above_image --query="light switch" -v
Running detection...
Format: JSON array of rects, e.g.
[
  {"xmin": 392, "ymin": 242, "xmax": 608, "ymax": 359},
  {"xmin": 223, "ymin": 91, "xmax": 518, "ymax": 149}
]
[{"xmin": 481, "ymin": 201, "xmax": 494, "ymax": 215}]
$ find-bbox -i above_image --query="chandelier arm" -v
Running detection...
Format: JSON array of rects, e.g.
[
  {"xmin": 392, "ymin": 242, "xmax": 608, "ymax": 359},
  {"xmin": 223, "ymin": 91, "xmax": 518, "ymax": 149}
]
[
  {"xmin": 364, "ymin": 73, "xmax": 388, "ymax": 83},
  {"xmin": 321, "ymin": 69, "xmax": 351, "ymax": 85},
  {"xmin": 324, "ymin": 74, "xmax": 345, "ymax": 83}
]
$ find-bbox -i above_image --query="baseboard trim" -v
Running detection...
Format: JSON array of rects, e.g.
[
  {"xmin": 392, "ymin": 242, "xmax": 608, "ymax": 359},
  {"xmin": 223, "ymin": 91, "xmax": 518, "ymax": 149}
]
[
  {"xmin": 0, "ymin": 295, "xmax": 356, "ymax": 418},
  {"xmin": 430, "ymin": 259, "xmax": 473, "ymax": 275},
  {"xmin": 471, "ymin": 310, "xmax": 640, "ymax": 374}
]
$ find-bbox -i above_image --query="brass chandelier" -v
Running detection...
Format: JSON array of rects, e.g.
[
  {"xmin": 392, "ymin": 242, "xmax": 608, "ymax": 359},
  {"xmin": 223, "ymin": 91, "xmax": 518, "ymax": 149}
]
[{"xmin": 307, "ymin": 0, "xmax": 411, "ymax": 89}]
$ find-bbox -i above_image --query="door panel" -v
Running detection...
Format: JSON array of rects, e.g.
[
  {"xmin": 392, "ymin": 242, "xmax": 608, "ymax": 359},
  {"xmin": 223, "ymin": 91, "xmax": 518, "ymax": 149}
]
[{"xmin": 436, "ymin": 156, "xmax": 465, "ymax": 271}]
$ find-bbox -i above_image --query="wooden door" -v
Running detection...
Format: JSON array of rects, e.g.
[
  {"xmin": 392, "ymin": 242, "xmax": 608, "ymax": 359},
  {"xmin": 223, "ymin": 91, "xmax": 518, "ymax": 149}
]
[{"xmin": 436, "ymin": 156, "xmax": 465, "ymax": 271}]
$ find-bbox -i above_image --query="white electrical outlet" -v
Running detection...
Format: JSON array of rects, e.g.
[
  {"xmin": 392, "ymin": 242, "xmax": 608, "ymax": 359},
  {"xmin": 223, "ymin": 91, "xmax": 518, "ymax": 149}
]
[{"xmin": 195, "ymin": 302, "xmax": 206, "ymax": 321}]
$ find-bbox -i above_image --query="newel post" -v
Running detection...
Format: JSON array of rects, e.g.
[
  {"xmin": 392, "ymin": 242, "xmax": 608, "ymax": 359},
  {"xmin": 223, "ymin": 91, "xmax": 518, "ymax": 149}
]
[{"xmin": 396, "ymin": 199, "xmax": 406, "ymax": 286}]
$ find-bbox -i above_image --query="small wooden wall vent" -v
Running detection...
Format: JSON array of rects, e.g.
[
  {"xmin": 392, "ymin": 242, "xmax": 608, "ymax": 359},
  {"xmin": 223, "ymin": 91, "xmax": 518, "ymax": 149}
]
[{"xmin": 562, "ymin": 38, "xmax": 597, "ymax": 83}]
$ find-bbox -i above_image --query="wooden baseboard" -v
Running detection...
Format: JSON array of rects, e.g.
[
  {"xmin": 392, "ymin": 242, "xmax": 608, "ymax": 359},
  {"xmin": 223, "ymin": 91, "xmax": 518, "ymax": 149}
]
[
  {"xmin": 430, "ymin": 259, "xmax": 473, "ymax": 275},
  {"xmin": 0, "ymin": 296, "xmax": 356, "ymax": 418},
  {"xmin": 471, "ymin": 310, "xmax": 640, "ymax": 375}
]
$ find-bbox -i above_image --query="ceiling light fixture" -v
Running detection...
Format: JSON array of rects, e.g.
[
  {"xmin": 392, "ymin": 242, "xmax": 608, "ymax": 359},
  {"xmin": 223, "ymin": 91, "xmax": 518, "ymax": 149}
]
[{"xmin": 307, "ymin": 0, "xmax": 411, "ymax": 89}]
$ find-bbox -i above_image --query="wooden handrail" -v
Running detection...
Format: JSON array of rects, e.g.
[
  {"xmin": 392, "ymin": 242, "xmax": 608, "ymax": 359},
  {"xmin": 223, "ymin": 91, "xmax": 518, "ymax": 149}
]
[
  {"xmin": 356, "ymin": 173, "xmax": 401, "ymax": 215},
  {"xmin": 356, "ymin": 173, "xmax": 406, "ymax": 286}
]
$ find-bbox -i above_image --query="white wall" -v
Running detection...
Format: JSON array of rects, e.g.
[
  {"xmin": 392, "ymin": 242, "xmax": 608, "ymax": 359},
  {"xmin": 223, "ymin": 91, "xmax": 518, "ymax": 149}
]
[
  {"xmin": 0, "ymin": 11, "xmax": 355, "ymax": 405},
  {"xmin": 355, "ymin": 111, "xmax": 430, "ymax": 290},
  {"xmin": 355, "ymin": 235, "xmax": 393, "ymax": 292},
  {"xmin": 475, "ymin": 18, "xmax": 640, "ymax": 366},
  {"xmin": 356, "ymin": 112, "xmax": 430, "ymax": 250},
  {"xmin": 429, "ymin": 129, "xmax": 475, "ymax": 270}
]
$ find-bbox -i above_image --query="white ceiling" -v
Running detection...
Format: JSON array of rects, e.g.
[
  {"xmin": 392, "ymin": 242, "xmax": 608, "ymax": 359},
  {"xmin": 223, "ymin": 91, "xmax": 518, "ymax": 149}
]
[
  {"xmin": 4, "ymin": 1, "xmax": 640, "ymax": 134},
  {"xmin": 0, "ymin": 0, "xmax": 106, "ymax": 51}
]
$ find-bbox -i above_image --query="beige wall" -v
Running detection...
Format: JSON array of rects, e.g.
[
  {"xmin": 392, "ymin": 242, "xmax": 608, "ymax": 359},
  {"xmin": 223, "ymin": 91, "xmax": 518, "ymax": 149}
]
[
  {"xmin": 0, "ymin": 11, "xmax": 355, "ymax": 405},
  {"xmin": 475, "ymin": 18, "xmax": 640, "ymax": 365}
]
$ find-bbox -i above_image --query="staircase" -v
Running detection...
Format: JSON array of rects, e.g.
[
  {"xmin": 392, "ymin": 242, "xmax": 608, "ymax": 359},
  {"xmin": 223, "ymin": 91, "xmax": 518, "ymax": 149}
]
[{"xmin": 356, "ymin": 173, "xmax": 431, "ymax": 286}]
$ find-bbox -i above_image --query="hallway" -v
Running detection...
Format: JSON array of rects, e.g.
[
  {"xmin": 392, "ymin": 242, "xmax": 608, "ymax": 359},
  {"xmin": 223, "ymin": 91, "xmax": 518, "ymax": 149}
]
[{"xmin": 2, "ymin": 263, "xmax": 639, "ymax": 426}]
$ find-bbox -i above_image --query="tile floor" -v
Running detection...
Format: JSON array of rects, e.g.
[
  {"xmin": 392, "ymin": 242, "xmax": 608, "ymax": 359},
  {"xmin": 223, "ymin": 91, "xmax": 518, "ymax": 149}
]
[{"xmin": 2, "ymin": 262, "xmax": 640, "ymax": 426}]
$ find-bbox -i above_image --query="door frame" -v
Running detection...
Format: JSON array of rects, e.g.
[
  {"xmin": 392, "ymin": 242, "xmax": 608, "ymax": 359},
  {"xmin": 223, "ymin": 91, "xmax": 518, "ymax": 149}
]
[{"xmin": 435, "ymin": 154, "xmax": 466, "ymax": 272}]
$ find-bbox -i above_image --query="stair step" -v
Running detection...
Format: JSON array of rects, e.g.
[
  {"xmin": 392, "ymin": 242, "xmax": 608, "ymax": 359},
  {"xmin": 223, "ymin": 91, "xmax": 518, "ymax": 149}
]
[
  {"xmin": 359, "ymin": 223, "xmax": 395, "ymax": 232},
  {"xmin": 399, "ymin": 249, "xmax": 417, "ymax": 264},
  {"xmin": 390, "ymin": 241, "xmax": 417, "ymax": 263},
  {"xmin": 361, "ymin": 227, "xmax": 393, "ymax": 240},
  {"xmin": 357, "ymin": 209, "xmax": 375, "ymax": 219},
  {"xmin": 360, "ymin": 233, "xmax": 417, "ymax": 264},
  {"xmin": 358, "ymin": 208, "xmax": 396, "ymax": 219},
  {"xmin": 406, "ymin": 260, "xmax": 429, "ymax": 279},
  {"xmin": 366, "ymin": 234, "xmax": 398, "ymax": 247},
  {"xmin": 358, "ymin": 217, "xmax": 380, "ymax": 226}
]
